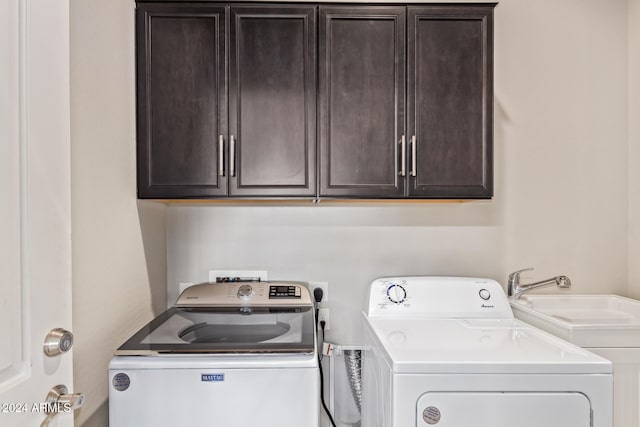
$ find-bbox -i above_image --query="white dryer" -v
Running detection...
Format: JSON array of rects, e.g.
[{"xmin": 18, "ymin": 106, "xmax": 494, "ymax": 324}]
[
  {"xmin": 362, "ymin": 277, "xmax": 613, "ymax": 427},
  {"xmin": 109, "ymin": 281, "xmax": 318, "ymax": 427}
]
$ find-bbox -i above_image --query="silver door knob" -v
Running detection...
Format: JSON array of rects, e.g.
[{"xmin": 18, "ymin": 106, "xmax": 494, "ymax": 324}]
[
  {"xmin": 43, "ymin": 328, "xmax": 74, "ymax": 357},
  {"xmin": 40, "ymin": 385, "xmax": 85, "ymax": 427}
]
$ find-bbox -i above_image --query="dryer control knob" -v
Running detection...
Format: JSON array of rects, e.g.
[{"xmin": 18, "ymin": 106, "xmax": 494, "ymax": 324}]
[
  {"xmin": 479, "ymin": 288, "xmax": 491, "ymax": 300},
  {"xmin": 386, "ymin": 283, "xmax": 406, "ymax": 304},
  {"xmin": 237, "ymin": 284, "xmax": 254, "ymax": 300}
]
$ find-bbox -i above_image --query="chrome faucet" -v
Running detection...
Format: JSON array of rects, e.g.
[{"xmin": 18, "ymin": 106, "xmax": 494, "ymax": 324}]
[{"xmin": 508, "ymin": 268, "xmax": 571, "ymax": 300}]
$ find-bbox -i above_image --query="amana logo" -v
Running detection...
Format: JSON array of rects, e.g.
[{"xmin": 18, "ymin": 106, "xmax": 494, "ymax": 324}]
[{"xmin": 201, "ymin": 373, "xmax": 225, "ymax": 382}]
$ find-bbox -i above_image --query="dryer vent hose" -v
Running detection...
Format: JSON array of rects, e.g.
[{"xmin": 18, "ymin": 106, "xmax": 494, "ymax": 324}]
[{"xmin": 343, "ymin": 349, "xmax": 362, "ymax": 414}]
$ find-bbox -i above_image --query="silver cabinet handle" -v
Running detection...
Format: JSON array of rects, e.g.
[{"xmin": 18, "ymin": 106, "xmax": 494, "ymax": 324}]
[
  {"xmin": 218, "ymin": 135, "xmax": 225, "ymax": 177},
  {"xmin": 411, "ymin": 135, "xmax": 417, "ymax": 177},
  {"xmin": 230, "ymin": 135, "xmax": 236, "ymax": 177},
  {"xmin": 399, "ymin": 135, "xmax": 406, "ymax": 177}
]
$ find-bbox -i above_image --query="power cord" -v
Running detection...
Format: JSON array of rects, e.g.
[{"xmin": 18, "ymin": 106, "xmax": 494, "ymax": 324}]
[
  {"xmin": 318, "ymin": 320, "xmax": 337, "ymax": 427},
  {"xmin": 313, "ymin": 288, "xmax": 337, "ymax": 427}
]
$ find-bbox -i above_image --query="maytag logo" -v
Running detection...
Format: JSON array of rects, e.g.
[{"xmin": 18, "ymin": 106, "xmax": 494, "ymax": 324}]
[{"xmin": 201, "ymin": 373, "xmax": 225, "ymax": 382}]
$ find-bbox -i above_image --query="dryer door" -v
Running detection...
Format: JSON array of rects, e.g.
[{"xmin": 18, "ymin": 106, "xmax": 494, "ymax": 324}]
[{"xmin": 417, "ymin": 392, "xmax": 591, "ymax": 427}]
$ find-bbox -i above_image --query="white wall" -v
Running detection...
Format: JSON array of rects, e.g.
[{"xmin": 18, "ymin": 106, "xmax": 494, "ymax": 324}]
[
  {"xmin": 69, "ymin": 0, "xmax": 632, "ymax": 425},
  {"xmin": 70, "ymin": 0, "xmax": 167, "ymax": 424},
  {"xmin": 628, "ymin": 0, "xmax": 640, "ymax": 298}
]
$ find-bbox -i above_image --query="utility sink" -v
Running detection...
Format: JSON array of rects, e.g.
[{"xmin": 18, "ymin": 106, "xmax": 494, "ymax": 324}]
[
  {"xmin": 512, "ymin": 294, "xmax": 640, "ymax": 427},
  {"xmin": 510, "ymin": 295, "xmax": 640, "ymax": 348}
]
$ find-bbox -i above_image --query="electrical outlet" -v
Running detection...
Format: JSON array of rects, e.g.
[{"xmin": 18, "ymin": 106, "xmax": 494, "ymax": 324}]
[
  {"xmin": 308, "ymin": 281, "xmax": 329, "ymax": 303},
  {"xmin": 318, "ymin": 308, "xmax": 330, "ymax": 330}
]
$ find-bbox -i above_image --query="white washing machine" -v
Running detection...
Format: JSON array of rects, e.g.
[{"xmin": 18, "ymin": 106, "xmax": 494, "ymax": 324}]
[
  {"xmin": 109, "ymin": 281, "xmax": 319, "ymax": 427},
  {"xmin": 362, "ymin": 276, "xmax": 613, "ymax": 427}
]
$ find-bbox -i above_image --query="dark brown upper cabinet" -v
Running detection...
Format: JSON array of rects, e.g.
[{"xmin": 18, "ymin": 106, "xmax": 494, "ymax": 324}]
[
  {"xmin": 229, "ymin": 6, "xmax": 316, "ymax": 197},
  {"xmin": 407, "ymin": 6, "xmax": 494, "ymax": 198},
  {"xmin": 319, "ymin": 6, "xmax": 406, "ymax": 198},
  {"xmin": 136, "ymin": 4, "xmax": 316, "ymax": 198},
  {"xmin": 136, "ymin": 2, "xmax": 494, "ymax": 200},
  {"xmin": 137, "ymin": 4, "xmax": 227, "ymax": 198},
  {"xmin": 319, "ymin": 4, "xmax": 494, "ymax": 199}
]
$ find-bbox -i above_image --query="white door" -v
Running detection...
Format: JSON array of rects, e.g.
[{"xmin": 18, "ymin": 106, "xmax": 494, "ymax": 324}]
[{"xmin": 0, "ymin": 0, "xmax": 79, "ymax": 426}]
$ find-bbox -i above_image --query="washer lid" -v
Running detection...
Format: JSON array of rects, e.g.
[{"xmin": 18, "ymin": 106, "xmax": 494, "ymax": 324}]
[
  {"xmin": 364, "ymin": 315, "xmax": 612, "ymax": 374},
  {"xmin": 115, "ymin": 306, "xmax": 315, "ymax": 356}
]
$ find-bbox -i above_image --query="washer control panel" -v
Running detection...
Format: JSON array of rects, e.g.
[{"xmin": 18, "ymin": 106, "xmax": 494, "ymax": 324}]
[{"xmin": 175, "ymin": 281, "xmax": 312, "ymax": 307}]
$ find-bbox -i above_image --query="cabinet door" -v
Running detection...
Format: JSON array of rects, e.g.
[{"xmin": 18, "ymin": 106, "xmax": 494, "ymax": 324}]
[
  {"xmin": 408, "ymin": 6, "xmax": 493, "ymax": 198},
  {"xmin": 137, "ymin": 4, "xmax": 227, "ymax": 198},
  {"xmin": 319, "ymin": 6, "xmax": 406, "ymax": 198},
  {"xmin": 229, "ymin": 6, "xmax": 316, "ymax": 197}
]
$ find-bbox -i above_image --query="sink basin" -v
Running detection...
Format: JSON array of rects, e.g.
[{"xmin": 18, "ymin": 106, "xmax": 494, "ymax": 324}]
[{"xmin": 510, "ymin": 295, "xmax": 640, "ymax": 347}]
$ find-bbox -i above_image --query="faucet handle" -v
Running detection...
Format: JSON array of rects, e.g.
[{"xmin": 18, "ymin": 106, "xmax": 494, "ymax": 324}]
[
  {"xmin": 507, "ymin": 267, "xmax": 533, "ymax": 297},
  {"xmin": 508, "ymin": 267, "xmax": 533, "ymax": 283}
]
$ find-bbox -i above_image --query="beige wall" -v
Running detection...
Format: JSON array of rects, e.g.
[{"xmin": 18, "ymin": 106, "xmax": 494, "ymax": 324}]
[
  {"xmin": 70, "ymin": 0, "xmax": 633, "ymax": 425},
  {"xmin": 498, "ymin": 0, "xmax": 629, "ymax": 292},
  {"xmin": 70, "ymin": 0, "xmax": 166, "ymax": 424},
  {"xmin": 629, "ymin": 0, "xmax": 640, "ymax": 298}
]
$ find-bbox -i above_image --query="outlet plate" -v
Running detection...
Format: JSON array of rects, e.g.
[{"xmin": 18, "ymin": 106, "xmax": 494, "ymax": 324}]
[
  {"xmin": 318, "ymin": 308, "xmax": 330, "ymax": 330},
  {"xmin": 208, "ymin": 270, "xmax": 268, "ymax": 283},
  {"xmin": 309, "ymin": 281, "xmax": 329, "ymax": 303}
]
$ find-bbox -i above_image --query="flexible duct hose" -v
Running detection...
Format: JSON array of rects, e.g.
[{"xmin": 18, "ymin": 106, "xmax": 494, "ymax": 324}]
[{"xmin": 343, "ymin": 349, "xmax": 362, "ymax": 414}]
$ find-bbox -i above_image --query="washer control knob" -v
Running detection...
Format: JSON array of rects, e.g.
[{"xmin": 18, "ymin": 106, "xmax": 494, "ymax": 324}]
[
  {"xmin": 386, "ymin": 283, "xmax": 407, "ymax": 304},
  {"xmin": 237, "ymin": 284, "xmax": 254, "ymax": 301},
  {"xmin": 479, "ymin": 288, "xmax": 491, "ymax": 300}
]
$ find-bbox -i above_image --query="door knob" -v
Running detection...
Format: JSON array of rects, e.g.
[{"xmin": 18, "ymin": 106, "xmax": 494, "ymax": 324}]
[
  {"xmin": 40, "ymin": 385, "xmax": 85, "ymax": 427},
  {"xmin": 43, "ymin": 328, "xmax": 74, "ymax": 357}
]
